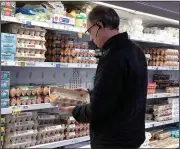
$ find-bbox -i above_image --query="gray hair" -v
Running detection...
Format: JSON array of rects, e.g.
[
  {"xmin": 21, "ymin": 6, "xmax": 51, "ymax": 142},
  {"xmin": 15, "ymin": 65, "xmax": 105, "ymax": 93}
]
[{"xmin": 88, "ymin": 5, "xmax": 120, "ymax": 30}]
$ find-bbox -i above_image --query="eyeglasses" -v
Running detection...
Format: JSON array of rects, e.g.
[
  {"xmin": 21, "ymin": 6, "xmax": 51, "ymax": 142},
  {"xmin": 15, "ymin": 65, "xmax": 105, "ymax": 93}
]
[{"xmin": 85, "ymin": 23, "xmax": 98, "ymax": 35}]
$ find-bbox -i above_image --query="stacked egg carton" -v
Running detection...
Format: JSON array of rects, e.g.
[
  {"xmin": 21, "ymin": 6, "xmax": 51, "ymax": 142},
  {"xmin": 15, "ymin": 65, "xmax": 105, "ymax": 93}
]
[
  {"xmin": 144, "ymin": 27, "xmax": 179, "ymax": 44},
  {"xmin": 10, "ymin": 85, "xmax": 50, "ymax": 106},
  {"xmin": 75, "ymin": 122, "xmax": 89, "ymax": 138},
  {"xmin": 144, "ymin": 49, "xmax": 179, "ymax": 67},
  {"xmin": 37, "ymin": 113, "xmax": 65, "ymax": 145},
  {"xmin": 3, "ymin": 23, "xmax": 47, "ymax": 62},
  {"xmin": 45, "ymin": 32, "xmax": 96, "ymax": 64},
  {"xmin": 3, "ymin": 112, "xmax": 38, "ymax": 148},
  {"xmin": 153, "ymin": 104, "xmax": 172, "ymax": 122},
  {"xmin": 168, "ymin": 98, "xmax": 179, "ymax": 120},
  {"xmin": 60, "ymin": 116, "xmax": 76, "ymax": 139}
]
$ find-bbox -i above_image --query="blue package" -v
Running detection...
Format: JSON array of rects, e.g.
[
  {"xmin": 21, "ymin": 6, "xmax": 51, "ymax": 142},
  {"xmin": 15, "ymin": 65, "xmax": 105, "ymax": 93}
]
[
  {"xmin": 1, "ymin": 53, "xmax": 15, "ymax": 61},
  {"xmin": 1, "ymin": 71, "xmax": 10, "ymax": 80},
  {"xmin": 1, "ymin": 99, "xmax": 9, "ymax": 108},
  {"xmin": 1, "ymin": 90, "xmax": 9, "ymax": 99},
  {"xmin": 1, "ymin": 43, "xmax": 16, "ymax": 54},
  {"xmin": 1, "ymin": 33, "xmax": 16, "ymax": 44},
  {"xmin": 1, "ymin": 80, "xmax": 10, "ymax": 89}
]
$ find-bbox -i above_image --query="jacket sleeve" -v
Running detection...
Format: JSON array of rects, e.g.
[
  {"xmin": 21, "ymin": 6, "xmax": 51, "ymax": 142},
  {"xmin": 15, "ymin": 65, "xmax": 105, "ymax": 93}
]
[{"xmin": 73, "ymin": 50, "xmax": 126, "ymax": 124}]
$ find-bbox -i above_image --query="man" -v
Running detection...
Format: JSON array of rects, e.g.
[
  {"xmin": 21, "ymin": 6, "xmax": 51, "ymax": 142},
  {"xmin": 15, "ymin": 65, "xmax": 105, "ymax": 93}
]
[{"xmin": 60, "ymin": 5, "xmax": 147, "ymax": 148}]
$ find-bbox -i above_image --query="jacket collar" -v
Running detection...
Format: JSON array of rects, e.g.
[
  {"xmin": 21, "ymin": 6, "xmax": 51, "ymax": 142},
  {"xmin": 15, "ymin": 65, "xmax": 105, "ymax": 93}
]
[{"xmin": 102, "ymin": 32, "xmax": 129, "ymax": 51}]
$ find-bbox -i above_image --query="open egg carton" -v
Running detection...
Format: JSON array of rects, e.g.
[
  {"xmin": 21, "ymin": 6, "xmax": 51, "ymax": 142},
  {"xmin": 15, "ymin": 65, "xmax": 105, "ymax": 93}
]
[{"xmin": 49, "ymin": 86, "xmax": 90, "ymax": 106}]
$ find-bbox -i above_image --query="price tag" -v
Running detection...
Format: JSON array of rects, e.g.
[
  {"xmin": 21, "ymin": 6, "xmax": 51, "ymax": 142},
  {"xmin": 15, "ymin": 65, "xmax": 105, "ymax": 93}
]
[
  {"xmin": 11, "ymin": 108, "xmax": 21, "ymax": 115},
  {"xmin": 22, "ymin": 105, "xmax": 28, "ymax": 110},
  {"xmin": 56, "ymin": 64, "xmax": 60, "ymax": 68},
  {"xmin": 78, "ymin": 64, "xmax": 83, "ymax": 68},
  {"xmin": 85, "ymin": 64, "xmax": 90, "ymax": 68},
  {"xmin": 22, "ymin": 20, "xmax": 32, "ymax": 26},
  {"xmin": 26, "ymin": 62, "xmax": 35, "ymax": 67}
]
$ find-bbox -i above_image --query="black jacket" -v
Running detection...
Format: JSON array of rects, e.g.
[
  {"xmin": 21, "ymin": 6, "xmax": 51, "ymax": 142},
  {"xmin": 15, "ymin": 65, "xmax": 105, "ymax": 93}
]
[{"xmin": 73, "ymin": 32, "xmax": 147, "ymax": 148}]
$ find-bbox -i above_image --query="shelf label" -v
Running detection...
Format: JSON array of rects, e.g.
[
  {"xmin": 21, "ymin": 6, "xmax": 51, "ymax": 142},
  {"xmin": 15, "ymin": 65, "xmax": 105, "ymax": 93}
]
[
  {"xmin": 85, "ymin": 64, "xmax": 90, "ymax": 68},
  {"xmin": 26, "ymin": 62, "xmax": 35, "ymax": 67},
  {"xmin": 22, "ymin": 105, "xmax": 29, "ymax": 110},
  {"xmin": 22, "ymin": 20, "xmax": 32, "ymax": 26},
  {"xmin": 56, "ymin": 64, "xmax": 60, "ymax": 68},
  {"xmin": 11, "ymin": 107, "xmax": 21, "ymax": 115}
]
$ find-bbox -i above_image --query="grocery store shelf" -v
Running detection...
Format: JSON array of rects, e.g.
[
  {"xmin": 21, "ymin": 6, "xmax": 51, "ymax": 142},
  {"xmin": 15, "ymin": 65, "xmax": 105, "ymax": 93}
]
[
  {"xmin": 1, "ymin": 15, "xmax": 179, "ymax": 48},
  {"xmin": 1, "ymin": 93, "xmax": 178, "ymax": 115},
  {"xmin": 132, "ymin": 37, "xmax": 179, "ymax": 49},
  {"xmin": 1, "ymin": 15, "xmax": 86, "ymax": 33},
  {"xmin": 1, "ymin": 61, "xmax": 97, "ymax": 68},
  {"xmin": 29, "ymin": 136, "xmax": 90, "ymax": 148},
  {"xmin": 148, "ymin": 66, "xmax": 179, "ymax": 71},
  {"xmin": 145, "ymin": 119, "xmax": 179, "ymax": 129},
  {"xmin": 1, "ymin": 61, "xmax": 179, "ymax": 70},
  {"xmin": 1, "ymin": 103, "xmax": 57, "ymax": 115},
  {"xmin": 147, "ymin": 93, "xmax": 179, "ymax": 99}
]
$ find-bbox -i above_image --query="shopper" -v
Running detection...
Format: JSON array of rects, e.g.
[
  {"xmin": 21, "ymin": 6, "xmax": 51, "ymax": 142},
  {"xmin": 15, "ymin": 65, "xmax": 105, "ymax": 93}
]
[{"xmin": 60, "ymin": 5, "xmax": 147, "ymax": 148}]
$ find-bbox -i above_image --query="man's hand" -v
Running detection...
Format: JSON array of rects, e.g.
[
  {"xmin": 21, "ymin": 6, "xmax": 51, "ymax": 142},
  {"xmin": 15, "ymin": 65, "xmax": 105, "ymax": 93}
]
[
  {"xmin": 59, "ymin": 88, "xmax": 88, "ymax": 113},
  {"xmin": 74, "ymin": 87, "xmax": 88, "ymax": 93},
  {"xmin": 59, "ymin": 106, "xmax": 75, "ymax": 113}
]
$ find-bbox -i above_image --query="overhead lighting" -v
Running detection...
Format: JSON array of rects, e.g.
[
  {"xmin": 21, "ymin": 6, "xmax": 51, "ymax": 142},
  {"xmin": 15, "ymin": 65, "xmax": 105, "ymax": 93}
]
[
  {"xmin": 93, "ymin": 2, "xmax": 179, "ymax": 25},
  {"xmin": 93, "ymin": 2, "xmax": 135, "ymax": 13}
]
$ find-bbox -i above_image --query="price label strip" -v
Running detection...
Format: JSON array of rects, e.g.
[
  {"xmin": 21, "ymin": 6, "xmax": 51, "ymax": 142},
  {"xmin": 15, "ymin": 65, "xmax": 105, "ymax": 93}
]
[{"xmin": 11, "ymin": 106, "xmax": 21, "ymax": 115}]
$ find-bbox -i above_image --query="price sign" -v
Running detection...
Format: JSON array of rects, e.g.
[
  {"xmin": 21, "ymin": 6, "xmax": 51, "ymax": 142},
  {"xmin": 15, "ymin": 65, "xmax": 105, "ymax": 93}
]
[{"xmin": 11, "ymin": 107, "xmax": 21, "ymax": 115}]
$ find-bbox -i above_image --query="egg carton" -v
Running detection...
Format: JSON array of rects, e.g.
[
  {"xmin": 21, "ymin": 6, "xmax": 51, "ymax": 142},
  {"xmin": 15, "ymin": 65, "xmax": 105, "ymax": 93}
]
[
  {"xmin": 154, "ymin": 115, "xmax": 172, "ymax": 122},
  {"xmin": 153, "ymin": 109, "xmax": 172, "ymax": 117},
  {"xmin": 60, "ymin": 116, "xmax": 76, "ymax": 125},
  {"xmin": 36, "ymin": 134, "xmax": 65, "ymax": 145},
  {"xmin": 37, "ymin": 125, "xmax": 65, "ymax": 138},
  {"xmin": 17, "ymin": 34, "xmax": 46, "ymax": 41},
  {"xmin": 49, "ymin": 86, "xmax": 90, "ymax": 106},
  {"xmin": 6, "ymin": 121, "xmax": 38, "ymax": 133},
  {"xmin": 16, "ymin": 42, "xmax": 46, "ymax": 50},
  {"xmin": 75, "ymin": 130, "xmax": 88, "ymax": 138},
  {"xmin": 38, "ymin": 114, "xmax": 59, "ymax": 121},
  {"xmin": 65, "ymin": 131, "xmax": 76, "ymax": 140},
  {"xmin": 8, "ymin": 23, "xmax": 47, "ymax": 37},
  {"xmin": 5, "ymin": 112, "xmax": 37, "ymax": 123},
  {"xmin": 5, "ymin": 129, "xmax": 38, "ymax": 142},
  {"xmin": 65, "ymin": 124, "xmax": 76, "ymax": 132},
  {"xmin": 153, "ymin": 104, "xmax": 172, "ymax": 112},
  {"xmin": 4, "ymin": 139, "xmax": 36, "ymax": 148}
]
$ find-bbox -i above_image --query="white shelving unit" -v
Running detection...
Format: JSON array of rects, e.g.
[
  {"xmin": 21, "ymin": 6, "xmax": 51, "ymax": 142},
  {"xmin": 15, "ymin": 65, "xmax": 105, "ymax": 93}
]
[
  {"xmin": 29, "ymin": 136, "xmax": 90, "ymax": 148},
  {"xmin": 1, "ymin": 1, "xmax": 179, "ymax": 149},
  {"xmin": 1, "ymin": 92, "xmax": 178, "ymax": 115}
]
